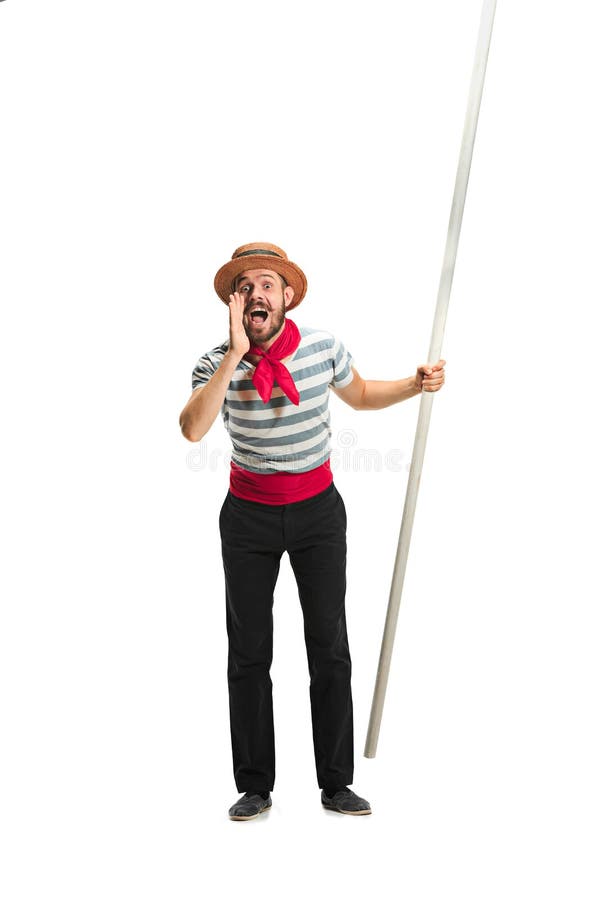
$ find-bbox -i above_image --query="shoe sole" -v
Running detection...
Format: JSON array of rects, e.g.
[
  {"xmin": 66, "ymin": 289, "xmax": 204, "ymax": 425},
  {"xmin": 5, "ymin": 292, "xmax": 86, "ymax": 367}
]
[
  {"xmin": 321, "ymin": 804, "xmax": 372, "ymax": 816},
  {"xmin": 229, "ymin": 804, "xmax": 272, "ymax": 821}
]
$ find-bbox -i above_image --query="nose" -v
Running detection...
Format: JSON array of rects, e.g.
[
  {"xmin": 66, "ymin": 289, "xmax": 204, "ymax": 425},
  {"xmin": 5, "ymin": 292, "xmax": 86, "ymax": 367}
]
[{"xmin": 247, "ymin": 284, "xmax": 264, "ymax": 304}]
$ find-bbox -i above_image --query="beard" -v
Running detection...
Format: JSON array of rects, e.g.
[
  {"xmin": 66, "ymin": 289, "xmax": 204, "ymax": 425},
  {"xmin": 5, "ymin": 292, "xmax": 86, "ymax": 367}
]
[{"xmin": 244, "ymin": 298, "xmax": 286, "ymax": 346}]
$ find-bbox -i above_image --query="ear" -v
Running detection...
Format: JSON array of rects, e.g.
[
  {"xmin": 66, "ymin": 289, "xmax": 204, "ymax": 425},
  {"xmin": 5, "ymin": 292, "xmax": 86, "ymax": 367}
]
[{"xmin": 283, "ymin": 285, "xmax": 295, "ymax": 309}]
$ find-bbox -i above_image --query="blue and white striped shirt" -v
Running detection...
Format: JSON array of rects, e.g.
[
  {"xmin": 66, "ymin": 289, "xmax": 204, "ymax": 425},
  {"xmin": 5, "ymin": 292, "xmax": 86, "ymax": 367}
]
[{"xmin": 191, "ymin": 325, "xmax": 355, "ymax": 473}]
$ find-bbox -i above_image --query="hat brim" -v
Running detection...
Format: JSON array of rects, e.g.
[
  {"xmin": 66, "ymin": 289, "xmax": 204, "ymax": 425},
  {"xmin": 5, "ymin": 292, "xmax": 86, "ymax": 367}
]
[{"xmin": 214, "ymin": 255, "xmax": 307, "ymax": 310}]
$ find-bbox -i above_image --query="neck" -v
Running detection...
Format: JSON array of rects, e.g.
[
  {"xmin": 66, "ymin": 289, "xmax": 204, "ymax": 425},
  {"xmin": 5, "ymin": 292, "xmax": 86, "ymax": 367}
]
[{"xmin": 250, "ymin": 319, "xmax": 287, "ymax": 352}]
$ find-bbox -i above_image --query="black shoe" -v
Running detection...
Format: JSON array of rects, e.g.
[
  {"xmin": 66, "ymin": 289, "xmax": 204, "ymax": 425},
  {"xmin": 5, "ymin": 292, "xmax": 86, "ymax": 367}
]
[
  {"xmin": 228, "ymin": 791, "xmax": 272, "ymax": 821},
  {"xmin": 321, "ymin": 787, "xmax": 372, "ymax": 815}
]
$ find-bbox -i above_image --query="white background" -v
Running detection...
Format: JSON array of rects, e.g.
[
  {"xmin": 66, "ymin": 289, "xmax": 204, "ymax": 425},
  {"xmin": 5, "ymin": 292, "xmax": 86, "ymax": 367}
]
[{"xmin": 1, "ymin": 1, "xmax": 599, "ymax": 897}]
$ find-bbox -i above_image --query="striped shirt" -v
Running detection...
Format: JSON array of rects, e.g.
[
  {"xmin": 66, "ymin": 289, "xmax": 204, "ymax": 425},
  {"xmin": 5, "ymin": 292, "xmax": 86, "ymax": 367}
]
[{"xmin": 191, "ymin": 325, "xmax": 355, "ymax": 473}]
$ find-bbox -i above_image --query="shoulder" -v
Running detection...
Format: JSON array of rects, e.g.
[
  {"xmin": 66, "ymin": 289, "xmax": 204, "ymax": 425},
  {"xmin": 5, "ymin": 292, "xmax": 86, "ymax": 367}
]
[
  {"xmin": 298, "ymin": 325, "xmax": 340, "ymax": 352},
  {"xmin": 297, "ymin": 325, "xmax": 351, "ymax": 362},
  {"xmin": 193, "ymin": 340, "xmax": 230, "ymax": 368},
  {"xmin": 191, "ymin": 342, "xmax": 232, "ymax": 391}
]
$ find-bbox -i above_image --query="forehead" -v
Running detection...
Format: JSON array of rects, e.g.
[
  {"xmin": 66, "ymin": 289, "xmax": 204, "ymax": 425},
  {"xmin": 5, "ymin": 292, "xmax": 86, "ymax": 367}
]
[{"xmin": 236, "ymin": 268, "xmax": 280, "ymax": 283}]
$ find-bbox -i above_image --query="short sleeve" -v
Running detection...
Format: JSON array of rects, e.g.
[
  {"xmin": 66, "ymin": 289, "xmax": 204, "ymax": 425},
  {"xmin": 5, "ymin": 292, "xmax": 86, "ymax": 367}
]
[
  {"xmin": 330, "ymin": 337, "xmax": 355, "ymax": 388},
  {"xmin": 191, "ymin": 344, "xmax": 227, "ymax": 391}
]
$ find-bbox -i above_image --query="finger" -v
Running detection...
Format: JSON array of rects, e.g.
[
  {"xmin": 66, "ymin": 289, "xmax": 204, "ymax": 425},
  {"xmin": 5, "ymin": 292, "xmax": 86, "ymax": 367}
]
[
  {"xmin": 228, "ymin": 292, "xmax": 244, "ymax": 315},
  {"xmin": 419, "ymin": 359, "xmax": 446, "ymax": 372},
  {"xmin": 423, "ymin": 372, "xmax": 445, "ymax": 382}
]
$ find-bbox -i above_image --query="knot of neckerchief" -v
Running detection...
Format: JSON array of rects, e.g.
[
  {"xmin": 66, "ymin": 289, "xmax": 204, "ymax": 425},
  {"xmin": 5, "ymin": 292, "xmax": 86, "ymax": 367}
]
[{"xmin": 245, "ymin": 318, "xmax": 301, "ymax": 405}]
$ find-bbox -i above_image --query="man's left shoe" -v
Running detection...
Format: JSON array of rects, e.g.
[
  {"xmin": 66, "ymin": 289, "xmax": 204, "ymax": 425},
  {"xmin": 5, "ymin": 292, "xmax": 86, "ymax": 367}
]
[{"xmin": 321, "ymin": 787, "xmax": 372, "ymax": 815}]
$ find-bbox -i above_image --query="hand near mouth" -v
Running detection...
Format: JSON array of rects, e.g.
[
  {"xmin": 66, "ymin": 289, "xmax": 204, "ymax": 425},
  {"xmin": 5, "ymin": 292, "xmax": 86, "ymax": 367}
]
[{"xmin": 227, "ymin": 292, "xmax": 250, "ymax": 359}]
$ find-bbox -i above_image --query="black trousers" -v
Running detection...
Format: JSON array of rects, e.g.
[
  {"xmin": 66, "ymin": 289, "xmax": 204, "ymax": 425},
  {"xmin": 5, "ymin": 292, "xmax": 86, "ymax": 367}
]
[{"xmin": 218, "ymin": 482, "xmax": 354, "ymax": 793}]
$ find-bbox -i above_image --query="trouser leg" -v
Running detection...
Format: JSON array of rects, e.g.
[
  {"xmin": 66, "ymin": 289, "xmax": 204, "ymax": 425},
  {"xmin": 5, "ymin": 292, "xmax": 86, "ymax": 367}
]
[
  {"xmin": 219, "ymin": 493, "xmax": 283, "ymax": 793},
  {"xmin": 286, "ymin": 484, "xmax": 354, "ymax": 790}
]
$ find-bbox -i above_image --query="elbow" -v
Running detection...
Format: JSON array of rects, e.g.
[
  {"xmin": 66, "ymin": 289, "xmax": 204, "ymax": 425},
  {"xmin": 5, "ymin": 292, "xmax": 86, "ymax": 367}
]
[
  {"xmin": 180, "ymin": 417, "xmax": 203, "ymax": 443},
  {"xmin": 352, "ymin": 390, "xmax": 367, "ymax": 410},
  {"xmin": 352, "ymin": 380, "xmax": 368, "ymax": 411},
  {"xmin": 181, "ymin": 426, "xmax": 204, "ymax": 443}
]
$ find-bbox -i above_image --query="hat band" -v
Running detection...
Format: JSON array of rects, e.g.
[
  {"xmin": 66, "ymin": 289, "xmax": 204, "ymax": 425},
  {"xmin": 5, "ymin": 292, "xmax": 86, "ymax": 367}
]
[{"xmin": 234, "ymin": 249, "xmax": 283, "ymax": 260}]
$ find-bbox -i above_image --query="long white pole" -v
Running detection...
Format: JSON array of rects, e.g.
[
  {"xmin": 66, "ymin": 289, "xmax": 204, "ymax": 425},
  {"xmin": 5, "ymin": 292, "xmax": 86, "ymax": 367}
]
[{"xmin": 364, "ymin": 0, "xmax": 498, "ymax": 758}]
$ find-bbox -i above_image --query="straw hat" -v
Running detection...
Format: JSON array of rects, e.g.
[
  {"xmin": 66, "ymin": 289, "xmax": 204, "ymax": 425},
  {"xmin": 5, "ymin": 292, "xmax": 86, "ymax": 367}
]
[{"xmin": 213, "ymin": 242, "xmax": 307, "ymax": 310}]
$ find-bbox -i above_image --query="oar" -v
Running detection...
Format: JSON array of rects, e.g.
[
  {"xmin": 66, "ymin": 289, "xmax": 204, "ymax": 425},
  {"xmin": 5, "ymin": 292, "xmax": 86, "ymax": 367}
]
[{"xmin": 364, "ymin": 0, "xmax": 498, "ymax": 758}]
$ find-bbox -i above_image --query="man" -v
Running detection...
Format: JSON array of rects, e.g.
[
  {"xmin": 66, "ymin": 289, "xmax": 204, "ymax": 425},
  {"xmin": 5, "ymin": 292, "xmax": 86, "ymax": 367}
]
[{"xmin": 179, "ymin": 243, "xmax": 445, "ymax": 821}]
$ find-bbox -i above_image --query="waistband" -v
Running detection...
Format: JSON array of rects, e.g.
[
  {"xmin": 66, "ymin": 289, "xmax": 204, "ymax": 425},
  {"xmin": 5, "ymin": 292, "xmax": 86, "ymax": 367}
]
[{"xmin": 229, "ymin": 459, "xmax": 333, "ymax": 506}]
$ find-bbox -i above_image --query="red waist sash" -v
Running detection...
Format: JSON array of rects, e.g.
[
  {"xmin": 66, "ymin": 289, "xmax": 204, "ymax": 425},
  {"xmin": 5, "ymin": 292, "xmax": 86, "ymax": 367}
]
[{"xmin": 229, "ymin": 459, "xmax": 333, "ymax": 505}]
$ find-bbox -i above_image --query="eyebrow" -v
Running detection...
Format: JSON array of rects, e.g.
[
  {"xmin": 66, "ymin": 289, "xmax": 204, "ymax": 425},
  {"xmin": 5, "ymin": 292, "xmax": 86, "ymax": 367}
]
[{"xmin": 236, "ymin": 272, "xmax": 277, "ymax": 285}]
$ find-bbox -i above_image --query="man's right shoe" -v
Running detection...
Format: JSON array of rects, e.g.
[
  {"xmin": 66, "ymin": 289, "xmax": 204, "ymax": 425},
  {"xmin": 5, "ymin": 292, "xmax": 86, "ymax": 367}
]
[{"xmin": 228, "ymin": 791, "xmax": 272, "ymax": 821}]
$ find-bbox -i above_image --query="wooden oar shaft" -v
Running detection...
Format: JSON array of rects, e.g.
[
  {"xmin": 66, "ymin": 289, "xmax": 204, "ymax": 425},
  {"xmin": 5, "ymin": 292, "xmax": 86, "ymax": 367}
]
[{"xmin": 364, "ymin": 0, "xmax": 497, "ymax": 759}]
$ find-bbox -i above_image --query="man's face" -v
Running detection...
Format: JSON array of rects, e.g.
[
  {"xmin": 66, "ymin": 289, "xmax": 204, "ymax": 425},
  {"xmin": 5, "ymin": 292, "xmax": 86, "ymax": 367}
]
[{"xmin": 235, "ymin": 268, "xmax": 295, "ymax": 345}]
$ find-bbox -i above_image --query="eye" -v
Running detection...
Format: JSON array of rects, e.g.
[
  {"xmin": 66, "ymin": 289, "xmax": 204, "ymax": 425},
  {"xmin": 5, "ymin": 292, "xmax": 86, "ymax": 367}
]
[
  {"xmin": 263, "ymin": 282, "xmax": 272, "ymax": 289},
  {"xmin": 239, "ymin": 285, "xmax": 250, "ymax": 293}
]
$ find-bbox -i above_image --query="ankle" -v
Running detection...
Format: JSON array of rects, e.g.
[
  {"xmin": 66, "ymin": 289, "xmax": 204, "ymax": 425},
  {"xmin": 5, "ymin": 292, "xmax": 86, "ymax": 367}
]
[
  {"xmin": 322, "ymin": 785, "xmax": 348, "ymax": 796},
  {"xmin": 243, "ymin": 790, "xmax": 270, "ymax": 800}
]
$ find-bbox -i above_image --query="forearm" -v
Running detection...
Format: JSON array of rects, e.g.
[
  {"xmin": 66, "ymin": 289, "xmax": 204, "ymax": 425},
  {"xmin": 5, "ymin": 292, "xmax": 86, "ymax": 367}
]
[
  {"xmin": 179, "ymin": 349, "xmax": 243, "ymax": 441},
  {"xmin": 358, "ymin": 376, "xmax": 421, "ymax": 410}
]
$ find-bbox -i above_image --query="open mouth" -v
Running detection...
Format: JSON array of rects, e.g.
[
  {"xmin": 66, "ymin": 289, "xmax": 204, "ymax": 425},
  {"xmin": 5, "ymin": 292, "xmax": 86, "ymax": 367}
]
[{"xmin": 249, "ymin": 308, "xmax": 269, "ymax": 325}]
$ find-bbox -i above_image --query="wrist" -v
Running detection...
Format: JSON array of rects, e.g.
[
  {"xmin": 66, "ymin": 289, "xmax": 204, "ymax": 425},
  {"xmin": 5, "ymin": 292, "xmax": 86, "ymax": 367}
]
[
  {"xmin": 409, "ymin": 375, "xmax": 421, "ymax": 396},
  {"xmin": 225, "ymin": 347, "xmax": 246, "ymax": 366}
]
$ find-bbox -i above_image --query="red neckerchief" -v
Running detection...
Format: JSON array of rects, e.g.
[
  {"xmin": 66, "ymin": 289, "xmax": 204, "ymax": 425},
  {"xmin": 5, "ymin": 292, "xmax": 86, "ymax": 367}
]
[{"xmin": 245, "ymin": 318, "xmax": 301, "ymax": 405}]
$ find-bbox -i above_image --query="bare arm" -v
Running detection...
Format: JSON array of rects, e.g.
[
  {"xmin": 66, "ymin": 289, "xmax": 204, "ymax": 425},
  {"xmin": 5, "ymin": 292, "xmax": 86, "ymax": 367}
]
[
  {"xmin": 179, "ymin": 292, "xmax": 250, "ymax": 442},
  {"xmin": 331, "ymin": 361, "xmax": 446, "ymax": 411}
]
